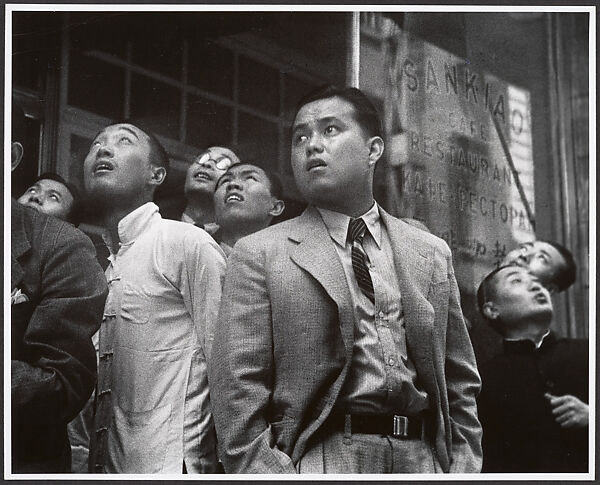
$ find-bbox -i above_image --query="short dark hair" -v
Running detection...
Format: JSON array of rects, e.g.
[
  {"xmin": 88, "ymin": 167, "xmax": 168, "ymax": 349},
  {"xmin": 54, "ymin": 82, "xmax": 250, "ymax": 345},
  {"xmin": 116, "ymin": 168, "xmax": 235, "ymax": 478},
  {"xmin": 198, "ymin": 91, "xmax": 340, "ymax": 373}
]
[
  {"xmin": 12, "ymin": 99, "xmax": 27, "ymax": 145},
  {"xmin": 476, "ymin": 265, "xmax": 511, "ymax": 317},
  {"xmin": 108, "ymin": 120, "xmax": 170, "ymax": 173},
  {"xmin": 293, "ymin": 85, "xmax": 383, "ymax": 138},
  {"xmin": 32, "ymin": 172, "xmax": 82, "ymax": 226},
  {"xmin": 541, "ymin": 239, "xmax": 577, "ymax": 291},
  {"xmin": 217, "ymin": 161, "xmax": 283, "ymax": 200}
]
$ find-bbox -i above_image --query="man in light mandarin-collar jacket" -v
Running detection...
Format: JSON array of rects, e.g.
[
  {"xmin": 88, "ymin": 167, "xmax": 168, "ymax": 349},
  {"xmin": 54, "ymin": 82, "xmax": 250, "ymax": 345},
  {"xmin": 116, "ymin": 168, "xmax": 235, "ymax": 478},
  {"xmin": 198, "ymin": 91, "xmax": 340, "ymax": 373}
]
[
  {"xmin": 84, "ymin": 122, "xmax": 226, "ymax": 474},
  {"xmin": 210, "ymin": 86, "xmax": 482, "ymax": 474}
]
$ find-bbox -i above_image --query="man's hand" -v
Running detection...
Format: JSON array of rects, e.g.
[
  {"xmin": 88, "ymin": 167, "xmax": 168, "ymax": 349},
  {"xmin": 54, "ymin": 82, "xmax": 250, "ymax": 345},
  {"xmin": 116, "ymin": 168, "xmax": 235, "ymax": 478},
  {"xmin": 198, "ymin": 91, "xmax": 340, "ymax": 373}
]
[{"xmin": 545, "ymin": 393, "xmax": 588, "ymax": 429}]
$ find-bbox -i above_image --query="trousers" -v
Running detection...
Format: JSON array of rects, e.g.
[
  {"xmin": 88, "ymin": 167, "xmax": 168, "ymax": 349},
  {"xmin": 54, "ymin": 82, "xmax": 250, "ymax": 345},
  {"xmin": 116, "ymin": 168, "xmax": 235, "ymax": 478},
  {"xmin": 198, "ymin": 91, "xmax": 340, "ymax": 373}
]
[{"xmin": 297, "ymin": 429, "xmax": 441, "ymax": 474}]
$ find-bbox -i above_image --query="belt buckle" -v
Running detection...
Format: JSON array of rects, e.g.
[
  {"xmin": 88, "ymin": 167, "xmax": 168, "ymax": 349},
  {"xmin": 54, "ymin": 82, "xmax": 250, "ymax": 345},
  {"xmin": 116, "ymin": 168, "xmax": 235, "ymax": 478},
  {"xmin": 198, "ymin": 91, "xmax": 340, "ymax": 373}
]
[{"xmin": 392, "ymin": 415, "xmax": 408, "ymax": 438}]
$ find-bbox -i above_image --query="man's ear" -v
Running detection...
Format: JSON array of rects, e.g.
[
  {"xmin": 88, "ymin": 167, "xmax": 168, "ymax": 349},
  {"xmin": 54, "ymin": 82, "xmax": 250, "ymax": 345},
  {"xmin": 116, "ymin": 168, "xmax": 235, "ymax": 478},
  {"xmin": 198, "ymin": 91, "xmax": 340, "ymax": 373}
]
[
  {"xmin": 268, "ymin": 198, "xmax": 285, "ymax": 218},
  {"xmin": 367, "ymin": 136, "xmax": 384, "ymax": 167},
  {"xmin": 11, "ymin": 142, "xmax": 24, "ymax": 171},
  {"xmin": 149, "ymin": 166, "xmax": 166, "ymax": 186},
  {"xmin": 482, "ymin": 302, "xmax": 499, "ymax": 321}
]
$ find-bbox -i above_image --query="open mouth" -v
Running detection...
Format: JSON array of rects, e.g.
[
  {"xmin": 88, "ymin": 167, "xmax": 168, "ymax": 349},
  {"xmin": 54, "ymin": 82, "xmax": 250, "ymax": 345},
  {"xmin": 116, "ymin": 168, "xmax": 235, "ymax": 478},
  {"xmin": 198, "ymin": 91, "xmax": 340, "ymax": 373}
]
[
  {"xmin": 307, "ymin": 158, "xmax": 327, "ymax": 171},
  {"xmin": 93, "ymin": 160, "xmax": 114, "ymax": 174},
  {"xmin": 194, "ymin": 171, "xmax": 212, "ymax": 182},
  {"xmin": 225, "ymin": 192, "xmax": 244, "ymax": 203},
  {"xmin": 534, "ymin": 292, "xmax": 548, "ymax": 303}
]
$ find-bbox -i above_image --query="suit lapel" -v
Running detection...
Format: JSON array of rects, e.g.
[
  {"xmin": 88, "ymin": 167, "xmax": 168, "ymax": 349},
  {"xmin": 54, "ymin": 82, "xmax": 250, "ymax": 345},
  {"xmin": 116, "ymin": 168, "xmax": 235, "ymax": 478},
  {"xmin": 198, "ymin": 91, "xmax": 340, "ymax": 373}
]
[
  {"xmin": 289, "ymin": 207, "xmax": 355, "ymax": 357},
  {"xmin": 11, "ymin": 201, "xmax": 31, "ymax": 291},
  {"xmin": 381, "ymin": 209, "xmax": 436, "ymax": 384}
]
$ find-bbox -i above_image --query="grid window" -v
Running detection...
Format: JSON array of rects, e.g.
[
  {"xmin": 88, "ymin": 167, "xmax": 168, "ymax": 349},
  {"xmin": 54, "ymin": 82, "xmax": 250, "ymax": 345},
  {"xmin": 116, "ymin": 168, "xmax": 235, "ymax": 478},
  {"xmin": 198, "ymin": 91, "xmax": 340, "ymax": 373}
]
[
  {"xmin": 68, "ymin": 51, "xmax": 124, "ymax": 119},
  {"xmin": 238, "ymin": 55, "xmax": 280, "ymax": 116},
  {"xmin": 69, "ymin": 12, "xmax": 129, "ymax": 58},
  {"xmin": 284, "ymin": 75, "xmax": 316, "ymax": 123},
  {"xmin": 188, "ymin": 40, "xmax": 234, "ymax": 99},
  {"xmin": 238, "ymin": 112, "xmax": 279, "ymax": 171},
  {"xmin": 69, "ymin": 134, "xmax": 92, "ymax": 198},
  {"xmin": 130, "ymin": 74, "xmax": 180, "ymax": 139},
  {"xmin": 132, "ymin": 30, "xmax": 183, "ymax": 79},
  {"xmin": 186, "ymin": 95, "xmax": 233, "ymax": 148}
]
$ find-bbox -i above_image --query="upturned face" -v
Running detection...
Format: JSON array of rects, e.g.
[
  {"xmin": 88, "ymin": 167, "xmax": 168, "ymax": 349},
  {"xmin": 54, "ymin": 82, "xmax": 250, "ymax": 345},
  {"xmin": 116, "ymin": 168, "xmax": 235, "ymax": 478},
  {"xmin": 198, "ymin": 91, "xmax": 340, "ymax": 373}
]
[
  {"xmin": 184, "ymin": 146, "xmax": 239, "ymax": 197},
  {"xmin": 487, "ymin": 266, "xmax": 553, "ymax": 327},
  {"xmin": 214, "ymin": 163, "xmax": 281, "ymax": 228},
  {"xmin": 18, "ymin": 178, "xmax": 74, "ymax": 221},
  {"xmin": 290, "ymin": 96, "xmax": 377, "ymax": 212},
  {"xmin": 502, "ymin": 241, "xmax": 566, "ymax": 291},
  {"xmin": 83, "ymin": 123, "xmax": 153, "ymax": 201}
]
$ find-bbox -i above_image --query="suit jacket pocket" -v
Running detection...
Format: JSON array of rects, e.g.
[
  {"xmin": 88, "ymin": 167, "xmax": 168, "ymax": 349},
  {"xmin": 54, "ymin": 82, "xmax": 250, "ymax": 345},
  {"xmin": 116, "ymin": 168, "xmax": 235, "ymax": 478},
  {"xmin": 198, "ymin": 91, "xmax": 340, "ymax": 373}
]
[
  {"xmin": 270, "ymin": 415, "xmax": 294, "ymax": 454},
  {"xmin": 109, "ymin": 402, "xmax": 174, "ymax": 473}
]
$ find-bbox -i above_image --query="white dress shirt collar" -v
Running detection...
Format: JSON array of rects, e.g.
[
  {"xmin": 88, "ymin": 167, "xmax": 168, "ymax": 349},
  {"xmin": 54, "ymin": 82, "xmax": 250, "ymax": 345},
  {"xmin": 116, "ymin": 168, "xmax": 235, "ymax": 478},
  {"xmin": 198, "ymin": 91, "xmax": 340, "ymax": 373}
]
[{"xmin": 317, "ymin": 202, "xmax": 382, "ymax": 249}]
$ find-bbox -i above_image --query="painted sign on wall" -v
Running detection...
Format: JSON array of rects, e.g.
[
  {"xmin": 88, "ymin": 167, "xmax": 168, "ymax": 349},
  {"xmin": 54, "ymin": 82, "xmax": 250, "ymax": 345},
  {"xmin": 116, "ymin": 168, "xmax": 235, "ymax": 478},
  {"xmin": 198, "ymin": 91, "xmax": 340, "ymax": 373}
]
[{"xmin": 372, "ymin": 30, "xmax": 536, "ymax": 299}]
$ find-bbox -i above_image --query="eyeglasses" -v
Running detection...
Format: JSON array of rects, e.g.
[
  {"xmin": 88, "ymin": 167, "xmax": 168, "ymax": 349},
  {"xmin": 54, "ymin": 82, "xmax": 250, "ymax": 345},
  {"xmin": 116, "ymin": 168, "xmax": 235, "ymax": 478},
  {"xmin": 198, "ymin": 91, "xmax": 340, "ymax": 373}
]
[{"xmin": 196, "ymin": 152, "xmax": 233, "ymax": 171}]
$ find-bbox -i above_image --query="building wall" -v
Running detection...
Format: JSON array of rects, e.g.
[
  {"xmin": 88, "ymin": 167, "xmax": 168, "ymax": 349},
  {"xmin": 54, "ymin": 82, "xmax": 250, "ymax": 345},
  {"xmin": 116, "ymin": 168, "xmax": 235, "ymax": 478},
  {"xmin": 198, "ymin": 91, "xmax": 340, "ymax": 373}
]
[
  {"xmin": 11, "ymin": 10, "xmax": 590, "ymax": 338},
  {"xmin": 358, "ymin": 11, "xmax": 589, "ymax": 338}
]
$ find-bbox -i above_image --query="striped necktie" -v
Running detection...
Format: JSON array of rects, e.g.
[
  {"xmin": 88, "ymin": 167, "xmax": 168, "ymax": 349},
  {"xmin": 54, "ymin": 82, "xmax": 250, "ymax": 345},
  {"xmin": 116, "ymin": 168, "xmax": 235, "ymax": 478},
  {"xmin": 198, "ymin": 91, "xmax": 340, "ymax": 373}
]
[{"xmin": 348, "ymin": 217, "xmax": 375, "ymax": 303}]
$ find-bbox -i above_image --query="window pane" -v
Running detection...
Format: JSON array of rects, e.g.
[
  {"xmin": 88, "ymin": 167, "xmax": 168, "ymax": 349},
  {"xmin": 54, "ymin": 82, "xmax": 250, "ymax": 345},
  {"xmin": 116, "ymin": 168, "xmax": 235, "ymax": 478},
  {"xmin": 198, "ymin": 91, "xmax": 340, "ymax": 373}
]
[
  {"xmin": 284, "ymin": 75, "xmax": 316, "ymax": 123},
  {"xmin": 13, "ymin": 51, "xmax": 44, "ymax": 92},
  {"xmin": 130, "ymin": 74, "xmax": 180, "ymax": 139},
  {"xmin": 186, "ymin": 95, "xmax": 232, "ymax": 148},
  {"xmin": 68, "ymin": 134, "xmax": 92, "ymax": 201},
  {"xmin": 238, "ymin": 112, "xmax": 278, "ymax": 171},
  {"xmin": 69, "ymin": 12, "xmax": 129, "ymax": 58},
  {"xmin": 188, "ymin": 40, "xmax": 233, "ymax": 99},
  {"xmin": 132, "ymin": 26, "xmax": 182, "ymax": 79},
  {"xmin": 68, "ymin": 51, "xmax": 124, "ymax": 119},
  {"xmin": 12, "ymin": 12, "xmax": 61, "ymax": 91},
  {"xmin": 238, "ymin": 56, "xmax": 280, "ymax": 116}
]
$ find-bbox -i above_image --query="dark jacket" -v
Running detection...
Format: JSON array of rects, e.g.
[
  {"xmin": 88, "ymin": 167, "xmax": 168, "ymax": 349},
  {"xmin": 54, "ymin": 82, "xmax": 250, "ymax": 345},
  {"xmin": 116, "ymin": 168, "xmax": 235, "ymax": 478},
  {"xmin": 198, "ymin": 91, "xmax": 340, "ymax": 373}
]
[
  {"xmin": 11, "ymin": 200, "xmax": 108, "ymax": 473},
  {"xmin": 477, "ymin": 332, "xmax": 588, "ymax": 473}
]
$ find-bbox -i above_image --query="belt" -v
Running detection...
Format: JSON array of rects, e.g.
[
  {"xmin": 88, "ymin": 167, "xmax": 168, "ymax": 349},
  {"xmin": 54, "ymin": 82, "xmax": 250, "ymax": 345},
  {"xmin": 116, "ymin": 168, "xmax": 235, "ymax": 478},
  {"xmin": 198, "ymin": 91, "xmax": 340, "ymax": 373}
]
[{"xmin": 327, "ymin": 411, "xmax": 427, "ymax": 440}]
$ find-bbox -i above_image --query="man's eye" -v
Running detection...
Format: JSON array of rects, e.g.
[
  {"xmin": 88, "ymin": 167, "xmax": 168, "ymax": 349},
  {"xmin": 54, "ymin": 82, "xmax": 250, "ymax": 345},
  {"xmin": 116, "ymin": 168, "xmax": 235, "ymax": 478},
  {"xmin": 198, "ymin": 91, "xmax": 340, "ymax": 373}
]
[
  {"xmin": 247, "ymin": 175, "xmax": 258, "ymax": 181},
  {"xmin": 28, "ymin": 188, "xmax": 36, "ymax": 193},
  {"xmin": 49, "ymin": 194, "xmax": 59, "ymax": 201},
  {"xmin": 325, "ymin": 125, "xmax": 339, "ymax": 135},
  {"xmin": 120, "ymin": 137, "xmax": 133, "ymax": 144},
  {"xmin": 294, "ymin": 134, "xmax": 308, "ymax": 144},
  {"xmin": 92, "ymin": 140, "xmax": 101, "ymax": 146}
]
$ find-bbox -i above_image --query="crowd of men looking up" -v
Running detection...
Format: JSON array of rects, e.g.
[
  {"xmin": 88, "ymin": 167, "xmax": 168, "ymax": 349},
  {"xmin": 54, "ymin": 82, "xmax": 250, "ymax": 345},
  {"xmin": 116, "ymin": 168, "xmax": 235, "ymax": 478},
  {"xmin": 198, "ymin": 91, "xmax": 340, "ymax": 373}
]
[{"xmin": 10, "ymin": 85, "xmax": 588, "ymax": 475}]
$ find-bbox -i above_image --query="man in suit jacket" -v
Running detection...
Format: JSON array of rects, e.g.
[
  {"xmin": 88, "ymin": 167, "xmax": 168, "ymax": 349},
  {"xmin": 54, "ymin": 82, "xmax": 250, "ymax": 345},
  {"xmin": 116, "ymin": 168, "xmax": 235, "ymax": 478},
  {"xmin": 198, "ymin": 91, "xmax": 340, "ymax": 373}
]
[
  {"xmin": 11, "ymin": 102, "xmax": 108, "ymax": 473},
  {"xmin": 209, "ymin": 86, "xmax": 482, "ymax": 474}
]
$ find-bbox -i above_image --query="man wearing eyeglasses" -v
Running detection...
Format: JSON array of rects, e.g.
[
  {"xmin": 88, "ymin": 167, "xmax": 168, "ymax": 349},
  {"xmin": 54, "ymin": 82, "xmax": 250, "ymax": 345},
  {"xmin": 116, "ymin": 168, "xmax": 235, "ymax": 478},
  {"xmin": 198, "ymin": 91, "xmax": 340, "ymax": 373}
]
[{"xmin": 182, "ymin": 147, "xmax": 240, "ymax": 234}]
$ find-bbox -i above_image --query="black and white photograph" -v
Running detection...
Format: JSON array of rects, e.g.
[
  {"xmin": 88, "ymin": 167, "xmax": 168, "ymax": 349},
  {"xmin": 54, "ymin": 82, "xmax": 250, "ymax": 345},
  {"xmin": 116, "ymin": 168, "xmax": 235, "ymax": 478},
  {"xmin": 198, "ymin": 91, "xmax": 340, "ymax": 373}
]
[{"xmin": 6, "ymin": 4, "xmax": 595, "ymax": 479}]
